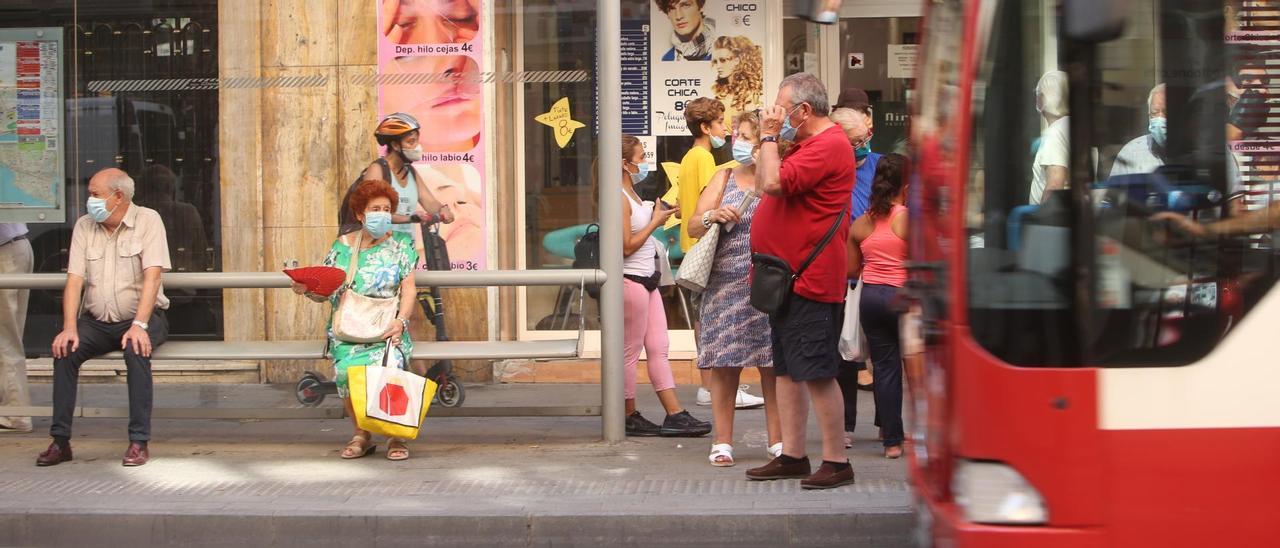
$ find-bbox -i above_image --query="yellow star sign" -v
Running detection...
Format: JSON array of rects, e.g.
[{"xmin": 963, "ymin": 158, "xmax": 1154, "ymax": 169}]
[{"xmin": 535, "ymin": 97, "xmax": 587, "ymax": 149}]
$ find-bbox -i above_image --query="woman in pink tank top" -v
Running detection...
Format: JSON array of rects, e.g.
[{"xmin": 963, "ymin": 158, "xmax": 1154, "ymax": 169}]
[{"xmin": 846, "ymin": 153, "xmax": 909, "ymax": 459}]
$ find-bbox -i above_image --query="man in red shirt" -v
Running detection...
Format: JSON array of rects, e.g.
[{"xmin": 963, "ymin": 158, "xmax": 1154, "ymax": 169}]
[{"xmin": 746, "ymin": 73, "xmax": 856, "ymax": 489}]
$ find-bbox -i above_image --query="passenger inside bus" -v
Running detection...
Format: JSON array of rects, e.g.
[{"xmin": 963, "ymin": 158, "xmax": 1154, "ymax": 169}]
[{"xmin": 964, "ymin": 0, "xmax": 1278, "ymax": 366}]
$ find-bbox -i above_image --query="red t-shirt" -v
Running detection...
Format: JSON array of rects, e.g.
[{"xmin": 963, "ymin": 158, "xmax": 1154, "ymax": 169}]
[{"xmin": 750, "ymin": 125, "xmax": 856, "ymax": 304}]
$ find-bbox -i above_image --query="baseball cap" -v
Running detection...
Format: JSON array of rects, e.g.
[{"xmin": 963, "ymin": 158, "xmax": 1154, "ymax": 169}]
[{"xmin": 836, "ymin": 87, "xmax": 871, "ymax": 111}]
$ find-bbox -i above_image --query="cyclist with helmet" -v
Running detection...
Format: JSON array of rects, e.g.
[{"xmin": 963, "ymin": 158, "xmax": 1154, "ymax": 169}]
[{"xmin": 339, "ymin": 113, "xmax": 455, "ymax": 256}]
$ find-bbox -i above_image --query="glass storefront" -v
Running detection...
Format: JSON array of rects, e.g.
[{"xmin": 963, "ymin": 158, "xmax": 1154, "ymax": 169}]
[{"xmin": 0, "ymin": 0, "xmax": 925, "ymax": 377}]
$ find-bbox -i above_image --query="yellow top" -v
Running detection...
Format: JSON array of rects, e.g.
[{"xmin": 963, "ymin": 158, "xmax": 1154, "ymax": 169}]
[{"xmin": 676, "ymin": 146, "xmax": 718, "ymax": 252}]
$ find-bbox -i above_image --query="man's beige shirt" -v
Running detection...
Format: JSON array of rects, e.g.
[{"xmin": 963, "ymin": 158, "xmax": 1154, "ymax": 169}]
[{"xmin": 67, "ymin": 204, "xmax": 171, "ymax": 323}]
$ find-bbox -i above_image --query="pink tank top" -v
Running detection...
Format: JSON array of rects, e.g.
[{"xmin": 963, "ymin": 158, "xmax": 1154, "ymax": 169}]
[{"xmin": 859, "ymin": 205, "xmax": 908, "ymax": 287}]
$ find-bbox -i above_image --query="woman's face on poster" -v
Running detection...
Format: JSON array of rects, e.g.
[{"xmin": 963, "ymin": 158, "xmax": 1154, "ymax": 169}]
[
  {"xmin": 382, "ymin": 55, "xmax": 482, "ymax": 152},
  {"xmin": 711, "ymin": 47, "xmax": 739, "ymax": 79},
  {"xmin": 665, "ymin": 0, "xmax": 704, "ymax": 39},
  {"xmin": 385, "ymin": 0, "xmax": 479, "ymax": 44},
  {"xmin": 425, "ymin": 166, "xmax": 484, "ymax": 257}
]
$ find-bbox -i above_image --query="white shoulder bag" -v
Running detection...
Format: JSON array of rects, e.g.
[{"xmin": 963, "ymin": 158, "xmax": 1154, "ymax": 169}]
[{"xmin": 332, "ymin": 231, "xmax": 401, "ymax": 343}]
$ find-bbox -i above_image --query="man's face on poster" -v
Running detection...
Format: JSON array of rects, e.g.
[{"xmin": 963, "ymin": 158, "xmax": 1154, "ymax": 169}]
[{"xmin": 664, "ymin": 0, "xmax": 704, "ymax": 40}]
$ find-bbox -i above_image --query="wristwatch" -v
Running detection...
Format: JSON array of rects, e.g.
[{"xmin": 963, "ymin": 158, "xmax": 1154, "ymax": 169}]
[
  {"xmin": 409, "ymin": 213, "xmax": 422, "ymax": 223},
  {"xmin": 132, "ymin": 320, "xmax": 148, "ymax": 330},
  {"xmin": 397, "ymin": 317, "xmax": 410, "ymax": 332},
  {"xmin": 761, "ymin": 135, "xmax": 778, "ymax": 144},
  {"xmin": 701, "ymin": 210, "xmax": 714, "ymax": 229}
]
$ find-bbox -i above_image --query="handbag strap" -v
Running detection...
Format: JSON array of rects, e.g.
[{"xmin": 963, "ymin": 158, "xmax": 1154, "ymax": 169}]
[
  {"xmin": 344, "ymin": 230, "xmax": 364, "ymax": 288},
  {"xmin": 794, "ymin": 206, "xmax": 848, "ymax": 280},
  {"xmin": 381, "ymin": 338, "xmax": 406, "ymax": 367}
]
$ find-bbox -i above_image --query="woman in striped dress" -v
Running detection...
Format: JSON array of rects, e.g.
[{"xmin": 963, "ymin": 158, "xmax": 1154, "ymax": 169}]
[{"xmin": 688, "ymin": 111, "xmax": 782, "ymax": 467}]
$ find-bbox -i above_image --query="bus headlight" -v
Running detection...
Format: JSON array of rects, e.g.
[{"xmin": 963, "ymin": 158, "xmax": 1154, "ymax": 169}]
[{"xmin": 951, "ymin": 460, "xmax": 1048, "ymax": 525}]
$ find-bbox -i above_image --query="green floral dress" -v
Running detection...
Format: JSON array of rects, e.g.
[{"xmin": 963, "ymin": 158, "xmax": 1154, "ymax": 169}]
[{"xmin": 323, "ymin": 232, "xmax": 418, "ymax": 397}]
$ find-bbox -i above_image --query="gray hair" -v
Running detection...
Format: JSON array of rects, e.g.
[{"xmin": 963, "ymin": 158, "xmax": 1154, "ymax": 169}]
[
  {"xmin": 1147, "ymin": 83, "xmax": 1166, "ymax": 114},
  {"xmin": 1036, "ymin": 70, "xmax": 1069, "ymax": 118},
  {"xmin": 780, "ymin": 72, "xmax": 830, "ymax": 117},
  {"xmin": 830, "ymin": 107, "xmax": 869, "ymax": 140},
  {"xmin": 105, "ymin": 170, "xmax": 136, "ymax": 200}
]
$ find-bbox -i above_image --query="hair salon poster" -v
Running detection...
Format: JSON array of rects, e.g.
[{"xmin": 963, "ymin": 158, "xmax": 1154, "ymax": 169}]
[
  {"xmin": 378, "ymin": 0, "xmax": 487, "ymax": 271},
  {"xmin": 650, "ymin": 0, "xmax": 767, "ymax": 136}
]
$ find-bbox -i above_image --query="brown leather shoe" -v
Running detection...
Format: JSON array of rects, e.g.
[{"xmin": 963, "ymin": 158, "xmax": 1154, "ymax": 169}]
[
  {"xmin": 745, "ymin": 456, "xmax": 811, "ymax": 481},
  {"xmin": 36, "ymin": 441, "xmax": 72, "ymax": 466},
  {"xmin": 801, "ymin": 461, "xmax": 856, "ymax": 490},
  {"xmin": 122, "ymin": 442, "xmax": 149, "ymax": 467}
]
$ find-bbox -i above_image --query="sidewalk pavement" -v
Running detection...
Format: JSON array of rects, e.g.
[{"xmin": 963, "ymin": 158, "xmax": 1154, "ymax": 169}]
[{"xmin": 0, "ymin": 383, "xmax": 914, "ymax": 547}]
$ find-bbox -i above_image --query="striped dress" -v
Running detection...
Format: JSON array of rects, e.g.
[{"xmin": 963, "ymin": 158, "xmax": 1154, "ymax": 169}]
[{"xmin": 697, "ymin": 178, "xmax": 773, "ymax": 369}]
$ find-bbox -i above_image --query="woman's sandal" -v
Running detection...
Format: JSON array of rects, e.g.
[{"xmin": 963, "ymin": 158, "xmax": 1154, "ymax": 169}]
[
  {"xmin": 766, "ymin": 442, "xmax": 783, "ymax": 460},
  {"xmin": 709, "ymin": 443, "xmax": 735, "ymax": 467},
  {"xmin": 386, "ymin": 438, "xmax": 410, "ymax": 461},
  {"xmin": 884, "ymin": 445, "xmax": 904, "ymax": 459},
  {"xmin": 341, "ymin": 435, "xmax": 376, "ymax": 459}
]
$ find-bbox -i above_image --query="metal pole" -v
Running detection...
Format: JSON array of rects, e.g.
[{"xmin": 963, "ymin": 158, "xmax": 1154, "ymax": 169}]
[{"xmin": 596, "ymin": 0, "xmax": 625, "ymax": 444}]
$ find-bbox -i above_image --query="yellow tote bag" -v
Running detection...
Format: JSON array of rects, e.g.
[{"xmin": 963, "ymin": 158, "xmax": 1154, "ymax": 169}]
[{"xmin": 348, "ymin": 362, "xmax": 437, "ymax": 441}]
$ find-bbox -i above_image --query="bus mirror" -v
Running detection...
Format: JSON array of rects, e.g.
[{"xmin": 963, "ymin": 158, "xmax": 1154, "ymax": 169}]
[{"xmin": 1063, "ymin": 0, "xmax": 1128, "ymax": 43}]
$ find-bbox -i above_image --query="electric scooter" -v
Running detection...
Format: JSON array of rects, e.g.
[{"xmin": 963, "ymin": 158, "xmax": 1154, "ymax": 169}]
[{"xmin": 295, "ymin": 221, "xmax": 465, "ymax": 408}]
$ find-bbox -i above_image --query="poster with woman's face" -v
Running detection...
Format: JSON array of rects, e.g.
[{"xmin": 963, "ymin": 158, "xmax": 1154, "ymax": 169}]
[
  {"xmin": 378, "ymin": 0, "xmax": 488, "ymax": 270},
  {"xmin": 381, "ymin": 0, "xmax": 480, "ymax": 44},
  {"xmin": 650, "ymin": 0, "xmax": 767, "ymax": 136}
]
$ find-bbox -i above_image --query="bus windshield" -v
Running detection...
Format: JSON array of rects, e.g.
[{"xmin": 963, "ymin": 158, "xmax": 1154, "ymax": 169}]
[{"xmin": 965, "ymin": 0, "xmax": 1279, "ymax": 367}]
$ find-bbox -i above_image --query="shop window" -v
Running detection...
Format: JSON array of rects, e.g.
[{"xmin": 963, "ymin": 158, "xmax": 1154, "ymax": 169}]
[{"xmin": 2, "ymin": 1, "xmax": 222, "ymax": 354}]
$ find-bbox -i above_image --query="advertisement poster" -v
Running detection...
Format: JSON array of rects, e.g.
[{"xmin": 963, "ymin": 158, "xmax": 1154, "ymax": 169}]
[
  {"xmin": 0, "ymin": 30, "xmax": 64, "ymax": 223},
  {"xmin": 377, "ymin": 0, "xmax": 486, "ymax": 271},
  {"xmin": 650, "ymin": 0, "xmax": 767, "ymax": 136}
]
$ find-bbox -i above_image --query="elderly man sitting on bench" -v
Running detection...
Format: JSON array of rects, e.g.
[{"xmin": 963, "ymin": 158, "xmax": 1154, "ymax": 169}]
[{"xmin": 38, "ymin": 168, "xmax": 171, "ymax": 468}]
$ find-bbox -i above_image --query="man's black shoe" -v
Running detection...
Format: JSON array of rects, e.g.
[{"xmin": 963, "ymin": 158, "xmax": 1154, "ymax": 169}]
[
  {"xmin": 625, "ymin": 411, "xmax": 662, "ymax": 437},
  {"xmin": 659, "ymin": 410, "xmax": 712, "ymax": 437}
]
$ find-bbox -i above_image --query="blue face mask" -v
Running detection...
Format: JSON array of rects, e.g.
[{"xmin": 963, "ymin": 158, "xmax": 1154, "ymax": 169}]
[
  {"xmin": 855, "ymin": 140, "xmax": 872, "ymax": 161},
  {"xmin": 86, "ymin": 195, "xmax": 117, "ymax": 223},
  {"xmin": 779, "ymin": 104, "xmax": 804, "ymax": 142},
  {"xmin": 731, "ymin": 139, "xmax": 755, "ymax": 165},
  {"xmin": 1148, "ymin": 116, "xmax": 1167, "ymax": 148},
  {"xmin": 629, "ymin": 163, "xmax": 650, "ymax": 184},
  {"xmin": 710, "ymin": 135, "xmax": 726, "ymax": 149},
  {"xmin": 364, "ymin": 211, "xmax": 392, "ymax": 238}
]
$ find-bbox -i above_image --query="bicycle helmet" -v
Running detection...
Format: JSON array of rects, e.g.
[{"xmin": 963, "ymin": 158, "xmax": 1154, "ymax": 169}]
[{"xmin": 375, "ymin": 112, "xmax": 421, "ymax": 146}]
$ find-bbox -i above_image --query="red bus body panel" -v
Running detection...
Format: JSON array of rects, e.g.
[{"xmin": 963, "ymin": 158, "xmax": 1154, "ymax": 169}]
[{"xmin": 909, "ymin": 0, "xmax": 1280, "ymax": 546}]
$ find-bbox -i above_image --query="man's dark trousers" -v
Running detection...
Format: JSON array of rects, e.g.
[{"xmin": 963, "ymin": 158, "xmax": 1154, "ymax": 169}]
[{"xmin": 51, "ymin": 311, "xmax": 168, "ymax": 442}]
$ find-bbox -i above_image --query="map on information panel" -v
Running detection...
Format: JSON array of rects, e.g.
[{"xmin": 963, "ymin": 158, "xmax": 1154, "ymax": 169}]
[{"xmin": 0, "ymin": 28, "xmax": 65, "ymax": 223}]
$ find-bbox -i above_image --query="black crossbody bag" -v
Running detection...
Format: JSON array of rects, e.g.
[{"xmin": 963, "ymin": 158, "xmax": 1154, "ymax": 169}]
[{"xmin": 750, "ymin": 207, "xmax": 847, "ymax": 318}]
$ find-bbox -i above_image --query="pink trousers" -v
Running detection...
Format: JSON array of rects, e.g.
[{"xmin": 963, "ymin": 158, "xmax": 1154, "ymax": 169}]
[{"xmin": 622, "ymin": 279, "xmax": 676, "ymax": 400}]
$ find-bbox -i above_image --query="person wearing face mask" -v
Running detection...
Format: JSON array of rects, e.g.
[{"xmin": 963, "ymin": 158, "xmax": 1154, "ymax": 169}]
[
  {"xmin": 833, "ymin": 89, "xmax": 881, "ymax": 219},
  {"xmin": 617, "ymin": 135, "xmax": 712, "ymax": 438},
  {"xmin": 338, "ymin": 113, "xmax": 455, "ymax": 267},
  {"xmin": 1110, "ymin": 84, "xmax": 1169, "ymax": 178},
  {"xmin": 295, "ymin": 180, "xmax": 420, "ymax": 461},
  {"xmin": 686, "ymin": 111, "xmax": 783, "ymax": 466},
  {"xmin": 38, "ymin": 168, "xmax": 171, "ymax": 467},
  {"xmin": 677, "ymin": 98, "xmax": 764, "ymax": 409},
  {"xmin": 829, "ymin": 99, "xmax": 881, "ymax": 445},
  {"xmin": 748, "ymin": 73, "xmax": 857, "ymax": 489}
]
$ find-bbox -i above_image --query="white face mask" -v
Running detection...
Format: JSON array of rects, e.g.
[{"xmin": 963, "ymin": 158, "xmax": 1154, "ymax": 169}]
[{"xmin": 400, "ymin": 144, "xmax": 424, "ymax": 163}]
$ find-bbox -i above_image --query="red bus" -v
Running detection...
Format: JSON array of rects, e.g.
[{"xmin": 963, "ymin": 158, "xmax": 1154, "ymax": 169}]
[{"xmin": 906, "ymin": 0, "xmax": 1279, "ymax": 545}]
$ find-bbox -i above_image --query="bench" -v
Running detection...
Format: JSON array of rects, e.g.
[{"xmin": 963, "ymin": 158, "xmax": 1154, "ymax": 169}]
[{"xmin": 0, "ymin": 270, "xmax": 600, "ymax": 420}]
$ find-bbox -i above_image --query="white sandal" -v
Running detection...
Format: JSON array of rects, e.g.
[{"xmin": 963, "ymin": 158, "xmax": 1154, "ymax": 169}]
[
  {"xmin": 766, "ymin": 442, "xmax": 783, "ymax": 459},
  {"xmin": 709, "ymin": 443, "xmax": 735, "ymax": 467}
]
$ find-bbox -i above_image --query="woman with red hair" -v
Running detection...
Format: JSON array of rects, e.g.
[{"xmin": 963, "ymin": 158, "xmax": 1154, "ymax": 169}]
[{"xmin": 293, "ymin": 180, "xmax": 419, "ymax": 461}]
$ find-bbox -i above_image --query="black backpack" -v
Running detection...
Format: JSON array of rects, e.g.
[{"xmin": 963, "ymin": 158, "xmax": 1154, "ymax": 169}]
[{"xmin": 573, "ymin": 224, "xmax": 601, "ymax": 299}]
